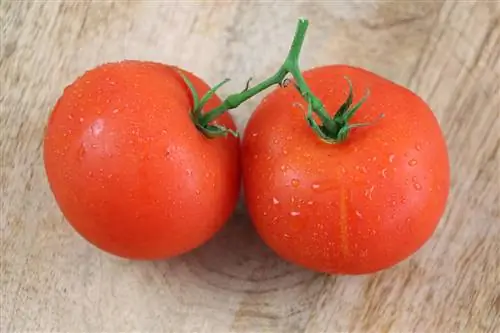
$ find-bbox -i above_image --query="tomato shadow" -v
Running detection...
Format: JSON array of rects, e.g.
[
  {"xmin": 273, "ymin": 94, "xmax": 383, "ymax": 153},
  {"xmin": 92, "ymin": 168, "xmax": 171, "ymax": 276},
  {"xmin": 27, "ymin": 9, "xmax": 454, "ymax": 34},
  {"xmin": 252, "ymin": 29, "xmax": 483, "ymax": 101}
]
[{"xmin": 158, "ymin": 198, "xmax": 319, "ymax": 293}]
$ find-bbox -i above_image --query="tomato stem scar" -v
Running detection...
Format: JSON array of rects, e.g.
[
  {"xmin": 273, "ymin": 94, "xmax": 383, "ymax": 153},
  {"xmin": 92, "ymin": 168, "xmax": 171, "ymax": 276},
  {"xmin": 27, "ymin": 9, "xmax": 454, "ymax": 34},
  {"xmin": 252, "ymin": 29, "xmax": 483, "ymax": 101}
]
[{"xmin": 182, "ymin": 18, "xmax": 378, "ymax": 142}]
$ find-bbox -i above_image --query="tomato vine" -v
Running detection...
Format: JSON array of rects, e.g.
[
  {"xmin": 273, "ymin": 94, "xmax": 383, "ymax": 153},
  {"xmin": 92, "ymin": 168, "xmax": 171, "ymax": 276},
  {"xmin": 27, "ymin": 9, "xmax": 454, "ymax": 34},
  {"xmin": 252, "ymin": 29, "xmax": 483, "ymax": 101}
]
[{"xmin": 184, "ymin": 18, "xmax": 379, "ymax": 143}]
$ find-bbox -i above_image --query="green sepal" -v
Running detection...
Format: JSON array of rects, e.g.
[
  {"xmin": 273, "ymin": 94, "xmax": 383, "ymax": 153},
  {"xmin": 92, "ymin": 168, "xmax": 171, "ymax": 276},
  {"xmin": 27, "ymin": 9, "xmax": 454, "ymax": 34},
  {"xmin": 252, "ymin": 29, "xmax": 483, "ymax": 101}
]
[
  {"xmin": 179, "ymin": 72, "xmax": 237, "ymax": 139},
  {"xmin": 198, "ymin": 123, "xmax": 239, "ymax": 138},
  {"xmin": 178, "ymin": 71, "xmax": 200, "ymax": 117}
]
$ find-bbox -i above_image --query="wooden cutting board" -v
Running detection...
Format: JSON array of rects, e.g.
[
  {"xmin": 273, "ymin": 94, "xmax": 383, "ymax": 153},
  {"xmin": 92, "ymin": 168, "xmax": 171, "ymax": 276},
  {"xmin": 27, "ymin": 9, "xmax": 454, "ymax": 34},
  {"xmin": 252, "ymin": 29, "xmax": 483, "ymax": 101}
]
[{"xmin": 2, "ymin": 1, "xmax": 499, "ymax": 332}]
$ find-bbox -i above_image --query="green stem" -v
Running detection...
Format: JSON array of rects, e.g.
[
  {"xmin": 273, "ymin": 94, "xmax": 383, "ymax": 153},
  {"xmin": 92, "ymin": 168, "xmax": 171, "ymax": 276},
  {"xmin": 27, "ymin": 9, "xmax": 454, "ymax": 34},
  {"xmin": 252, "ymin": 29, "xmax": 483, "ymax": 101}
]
[
  {"xmin": 199, "ymin": 68, "xmax": 287, "ymax": 125},
  {"xmin": 186, "ymin": 18, "xmax": 372, "ymax": 142},
  {"xmin": 201, "ymin": 18, "xmax": 334, "ymax": 127}
]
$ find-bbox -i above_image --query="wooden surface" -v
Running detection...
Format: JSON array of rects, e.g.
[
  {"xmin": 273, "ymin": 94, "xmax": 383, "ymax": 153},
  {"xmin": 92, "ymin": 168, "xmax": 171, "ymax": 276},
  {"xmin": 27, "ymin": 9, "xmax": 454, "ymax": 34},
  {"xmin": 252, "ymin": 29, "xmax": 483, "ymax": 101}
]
[{"xmin": 1, "ymin": 1, "xmax": 499, "ymax": 332}]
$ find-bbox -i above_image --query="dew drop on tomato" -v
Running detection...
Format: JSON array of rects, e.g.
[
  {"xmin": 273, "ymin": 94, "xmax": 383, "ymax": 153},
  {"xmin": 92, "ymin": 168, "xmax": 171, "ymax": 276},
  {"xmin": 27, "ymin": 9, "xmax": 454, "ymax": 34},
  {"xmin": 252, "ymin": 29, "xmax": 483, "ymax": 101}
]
[{"xmin": 408, "ymin": 159, "xmax": 418, "ymax": 166}]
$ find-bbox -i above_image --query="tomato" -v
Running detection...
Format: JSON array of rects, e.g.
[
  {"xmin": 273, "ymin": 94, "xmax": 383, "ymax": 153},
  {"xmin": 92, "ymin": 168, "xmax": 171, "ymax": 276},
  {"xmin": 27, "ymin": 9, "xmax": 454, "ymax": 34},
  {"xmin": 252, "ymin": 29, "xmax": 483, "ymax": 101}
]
[
  {"xmin": 43, "ymin": 60, "xmax": 240, "ymax": 260},
  {"xmin": 242, "ymin": 65, "xmax": 450, "ymax": 274}
]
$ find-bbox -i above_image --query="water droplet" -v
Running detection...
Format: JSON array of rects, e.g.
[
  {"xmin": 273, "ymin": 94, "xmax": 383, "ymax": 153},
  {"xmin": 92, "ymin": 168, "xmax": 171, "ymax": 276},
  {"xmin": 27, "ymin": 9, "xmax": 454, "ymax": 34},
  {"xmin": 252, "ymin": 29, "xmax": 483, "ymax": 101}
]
[
  {"xmin": 78, "ymin": 145, "xmax": 86, "ymax": 159},
  {"xmin": 311, "ymin": 183, "xmax": 320, "ymax": 190},
  {"xmin": 291, "ymin": 179, "xmax": 300, "ymax": 188},
  {"xmin": 360, "ymin": 166, "xmax": 368, "ymax": 174},
  {"xmin": 79, "ymin": 117, "xmax": 84, "ymax": 123},
  {"xmin": 282, "ymin": 149, "xmax": 288, "ymax": 155},
  {"xmin": 413, "ymin": 183, "xmax": 422, "ymax": 191},
  {"xmin": 263, "ymin": 211, "xmax": 268, "ymax": 216},
  {"xmin": 412, "ymin": 176, "xmax": 418, "ymax": 182},
  {"xmin": 90, "ymin": 119, "xmax": 104, "ymax": 136},
  {"xmin": 286, "ymin": 136, "xmax": 292, "ymax": 141},
  {"xmin": 186, "ymin": 169, "xmax": 193, "ymax": 175},
  {"xmin": 307, "ymin": 201, "xmax": 314, "ymax": 205},
  {"xmin": 273, "ymin": 197, "xmax": 280, "ymax": 205},
  {"xmin": 355, "ymin": 210, "xmax": 363, "ymax": 218},
  {"xmin": 415, "ymin": 144, "xmax": 422, "ymax": 151},
  {"xmin": 391, "ymin": 200, "xmax": 397, "ymax": 206},
  {"xmin": 195, "ymin": 190, "xmax": 200, "ymax": 195},
  {"xmin": 253, "ymin": 154, "xmax": 258, "ymax": 159},
  {"xmin": 273, "ymin": 139, "xmax": 279, "ymax": 144},
  {"xmin": 389, "ymin": 154, "xmax": 395, "ymax": 163},
  {"xmin": 68, "ymin": 114, "xmax": 73, "ymax": 120},
  {"xmin": 112, "ymin": 108, "xmax": 119, "ymax": 114},
  {"xmin": 372, "ymin": 156, "xmax": 377, "ymax": 162},
  {"xmin": 88, "ymin": 171, "xmax": 93, "ymax": 177},
  {"xmin": 290, "ymin": 211, "xmax": 300, "ymax": 217},
  {"xmin": 381, "ymin": 169, "xmax": 388, "ymax": 178},
  {"xmin": 280, "ymin": 165, "xmax": 286, "ymax": 171},
  {"xmin": 365, "ymin": 185, "xmax": 375, "ymax": 200},
  {"xmin": 283, "ymin": 233, "xmax": 291, "ymax": 239},
  {"xmin": 401, "ymin": 197, "xmax": 407, "ymax": 204},
  {"xmin": 252, "ymin": 132, "xmax": 258, "ymax": 137},
  {"xmin": 408, "ymin": 159, "xmax": 417, "ymax": 166}
]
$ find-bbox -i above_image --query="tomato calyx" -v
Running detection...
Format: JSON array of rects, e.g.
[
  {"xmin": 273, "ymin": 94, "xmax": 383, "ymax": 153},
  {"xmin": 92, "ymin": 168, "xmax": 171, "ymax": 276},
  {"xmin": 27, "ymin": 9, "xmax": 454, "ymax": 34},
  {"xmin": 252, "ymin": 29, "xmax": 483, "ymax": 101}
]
[
  {"xmin": 178, "ymin": 72, "xmax": 239, "ymax": 138},
  {"xmin": 305, "ymin": 78, "xmax": 384, "ymax": 143}
]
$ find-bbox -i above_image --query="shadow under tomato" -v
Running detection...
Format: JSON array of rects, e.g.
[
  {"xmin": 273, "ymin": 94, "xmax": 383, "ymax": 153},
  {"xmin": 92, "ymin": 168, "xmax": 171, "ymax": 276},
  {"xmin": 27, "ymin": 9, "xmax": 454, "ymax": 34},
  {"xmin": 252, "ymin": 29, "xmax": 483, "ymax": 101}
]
[{"xmin": 154, "ymin": 199, "xmax": 320, "ymax": 294}]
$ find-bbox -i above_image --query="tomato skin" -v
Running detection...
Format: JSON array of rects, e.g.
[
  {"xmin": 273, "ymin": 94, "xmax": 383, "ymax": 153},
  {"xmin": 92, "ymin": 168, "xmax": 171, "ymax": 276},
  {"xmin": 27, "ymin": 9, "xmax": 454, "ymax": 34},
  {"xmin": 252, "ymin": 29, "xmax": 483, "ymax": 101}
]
[
  {"xmin": 242, "ymin": 65, "xmax": 450, "ymax": 274},
  {"xmin": 43, "ymin": 61, "xmax": 240, "ymax": 260}
]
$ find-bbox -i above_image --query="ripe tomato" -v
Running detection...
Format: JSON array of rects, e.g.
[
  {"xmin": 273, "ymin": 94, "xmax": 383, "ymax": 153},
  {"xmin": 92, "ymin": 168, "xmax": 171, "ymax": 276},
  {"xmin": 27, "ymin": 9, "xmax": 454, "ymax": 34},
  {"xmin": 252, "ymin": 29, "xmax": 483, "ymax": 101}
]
[
  {"xmin": 242, "ymin": 65, "xmax": 450, "ymax": 274},
  {"xmin": 43, "ymin": 60, "xmax": 240, "ymax": 260}
]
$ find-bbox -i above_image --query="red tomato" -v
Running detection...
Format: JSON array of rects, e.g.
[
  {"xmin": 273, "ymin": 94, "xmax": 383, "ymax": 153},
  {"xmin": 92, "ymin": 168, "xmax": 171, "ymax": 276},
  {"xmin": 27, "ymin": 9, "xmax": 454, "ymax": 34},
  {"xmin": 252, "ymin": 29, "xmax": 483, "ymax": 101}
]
[
  {"xmin": 242, "ymin": 65, "xmax": 450, "ymax": 274},
  {"xmin": 43, "ymin": 60, "xmax": 240, "ymax": 260}
]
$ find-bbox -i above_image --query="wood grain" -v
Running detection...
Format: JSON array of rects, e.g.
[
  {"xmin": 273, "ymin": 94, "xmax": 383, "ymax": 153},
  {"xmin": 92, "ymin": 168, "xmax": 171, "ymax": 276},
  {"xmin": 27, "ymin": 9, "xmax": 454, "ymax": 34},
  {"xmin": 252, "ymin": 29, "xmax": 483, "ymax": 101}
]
[{"xmin": 1, "ymin": 1, "xmax": 499, "ymax": 332}]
